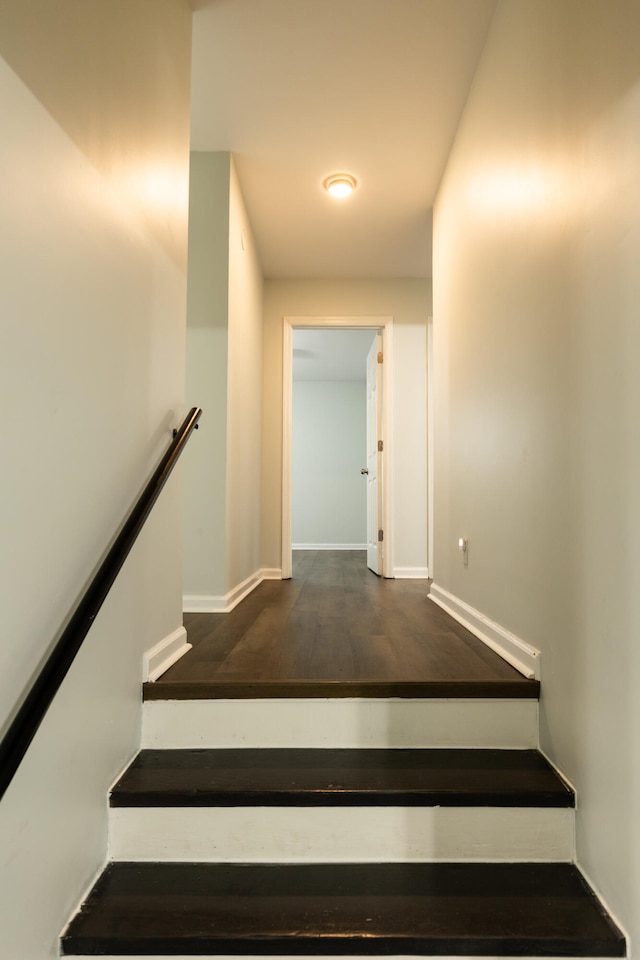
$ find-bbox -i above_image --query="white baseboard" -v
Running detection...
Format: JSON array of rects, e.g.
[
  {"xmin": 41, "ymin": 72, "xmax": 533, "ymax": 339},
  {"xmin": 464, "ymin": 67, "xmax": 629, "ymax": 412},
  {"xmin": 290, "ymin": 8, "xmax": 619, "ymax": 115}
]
[
  {"xmin": 143, "ymin": 627, "xmax": 192, "ymax": 682},
  {"xmin": 574, "ymin": 860, "xmax": 630, "ymax": 954},
  {"xmin": 538, "ymin": 746, "xmax": 577, "ymax": 798},
  {"xmin": 393, "ymin": 566, "xmax": 430, "ymax": 579},
  {"xmin": 429, "ymin": 583, "xmax": 540, "ymax": 680},
  {"xmin": 183, "ymin": 569, "xmax": 268, "ymax": 614},
  {"xmin": 182, "ymin": 594, "xmax": 226, "ymax": 613},
  {"xmin": 225, "ymin": 570, "xmax": 263, "ymax": 611},
  {"xmin": 261, "ymin": 567, "xmax": 282, "ymax": 580},
  {"xmin": 292, "ymin": 543, "xmax": 367, "ymax": 550}
]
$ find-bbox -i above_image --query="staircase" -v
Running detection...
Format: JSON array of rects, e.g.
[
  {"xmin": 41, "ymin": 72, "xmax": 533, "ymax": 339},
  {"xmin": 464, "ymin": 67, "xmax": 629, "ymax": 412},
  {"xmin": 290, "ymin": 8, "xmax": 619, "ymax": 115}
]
[{"xmin": 61, "ymin": 688, "xmax": 625, "ymax": 957}]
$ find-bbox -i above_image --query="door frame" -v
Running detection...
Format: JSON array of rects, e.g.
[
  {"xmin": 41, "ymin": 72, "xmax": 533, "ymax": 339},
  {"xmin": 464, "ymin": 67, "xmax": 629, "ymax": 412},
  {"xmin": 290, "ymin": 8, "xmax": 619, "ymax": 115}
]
[
  {"xmin": 365, "ymin": 331, "xmax": 383, "ymax": 576},
  {"xmin": 427, "ymin": 315, "xmax": 434, "ymax": 578},
  {"xmin": 282, "ymin": 316, "xmax": 394, "ymax": 579}
]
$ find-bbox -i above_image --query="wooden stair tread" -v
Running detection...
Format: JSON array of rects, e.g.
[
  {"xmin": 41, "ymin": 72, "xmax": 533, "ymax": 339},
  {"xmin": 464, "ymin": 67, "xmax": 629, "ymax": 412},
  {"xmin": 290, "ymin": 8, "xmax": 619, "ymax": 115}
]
[
  {"xmin": 110, "ymin": 748, "xmax": 574, "ymax": 808},
  {"xmin": 143, "ymin": 678, "xmax": 540, "ymax": 700},
  {"xmin": 61, "ymin": 861, "xmax": 625, "ymax": 956}
]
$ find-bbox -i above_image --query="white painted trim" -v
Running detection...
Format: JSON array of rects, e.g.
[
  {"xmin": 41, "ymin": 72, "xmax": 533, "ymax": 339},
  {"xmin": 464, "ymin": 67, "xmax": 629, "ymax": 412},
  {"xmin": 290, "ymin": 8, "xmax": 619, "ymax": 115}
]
[
  {"xmin": 282, "ymin": 316, "xmax": 394, "ymax": 580},
  {"xmin": 183, "ymin": 570, "xmax": 264, "ymax": 614},
  {"xmin": 538, "ymin": 747, "xmax": 577, "ymax": 800},
  {"xmin": 282, "ymin": 319, "xmax": 293, "ymax": 579},
  {"xmin": 293, "ymin": 543, "xmax": 366, "ymax": 551},
  {"xmin": 225, "ymin": 570, "xmax": 263, "ymax": 611},
  {"xmin": 427, "ymin": 315, "xmax": 434, "ymax": 578},
  {"xmin": 393, "ymin": 566, "xmax": 430, "ymax": 579},
  {"xmin": 110, "ymin": 805, "xmax": 574, "ymax": 864},
  {"xmin": 182, "ymin": 594, "xmax": 227, "ymax": 613},
  {"xmin": 143, "ymin": 627, "xmax": 192, "ymax": 682},
  {"xmin": 142, "ymin": 698, "xmax": 538, "ymax": 749},
  {"xmin": 574, "ymin": 860, "xmax": 630, "ymax": 953},
  {"xmin": 429, "ymin": 583, "xmax": 541, "ymax": 680},
  {"xmin": 58, "ymin": 856, "xmax": 109, "ymax": 942},
  {"xmin": 260, "ymin": 567, "xmax": 282, "ymax": 580}
]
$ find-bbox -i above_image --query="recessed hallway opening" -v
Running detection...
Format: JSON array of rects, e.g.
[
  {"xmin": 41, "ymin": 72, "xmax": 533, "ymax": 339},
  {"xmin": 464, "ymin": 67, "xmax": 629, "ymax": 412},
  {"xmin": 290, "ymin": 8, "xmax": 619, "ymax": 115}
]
[{"xmin": 148, "ymin": 551, "xmax": 536, "ymax": 698}]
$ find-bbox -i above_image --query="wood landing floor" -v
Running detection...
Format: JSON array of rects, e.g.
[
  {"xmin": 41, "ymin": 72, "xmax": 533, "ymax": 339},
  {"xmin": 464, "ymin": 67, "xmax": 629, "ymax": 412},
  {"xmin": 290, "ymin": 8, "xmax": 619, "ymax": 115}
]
[{"xmin": 146, "ymin": 551, "xmax": 538, "ymax": 700}]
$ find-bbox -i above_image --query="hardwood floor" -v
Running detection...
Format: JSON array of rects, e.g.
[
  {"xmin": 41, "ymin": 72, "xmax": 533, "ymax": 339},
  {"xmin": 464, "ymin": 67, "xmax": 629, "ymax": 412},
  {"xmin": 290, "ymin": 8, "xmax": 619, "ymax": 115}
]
[
  {"xmin": 111, "ymin": 748, "xmax": 574, "ymax": 808},
  {"xmin": 147, "ymin": 551, "xmax": 539, "ymax": 699},
  {"xmin": 62, "ymin": 862, "xmax": 625, "ymax": 957}
]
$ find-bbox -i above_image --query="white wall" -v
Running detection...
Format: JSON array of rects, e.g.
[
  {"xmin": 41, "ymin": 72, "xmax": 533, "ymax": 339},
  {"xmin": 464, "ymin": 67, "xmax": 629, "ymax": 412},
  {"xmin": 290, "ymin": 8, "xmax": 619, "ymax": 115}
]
[
  {"xmin": 263, "ymin": 279, "xmax": 431, "ymax": 576},
  {"xmin": 183, "ymin": 152, "xmax": 230, "ymax": 599},
  {"xmin": 293, "ymin": 381, "xmax": 367, "ymax": 547},
  {"xmin": 0, "ymin": 2, "xmax": 192, "ymax": 957},
  {"xmin": 226, "ymin": 158, "xmax": 264, "ymax": 592},
  {"xmin": 433, "ymin": 0, "xmax": 640, "ymax": 946},
  {"xmin": 184, "ymin": 153, "xmax": 264, "ymax": 607}
]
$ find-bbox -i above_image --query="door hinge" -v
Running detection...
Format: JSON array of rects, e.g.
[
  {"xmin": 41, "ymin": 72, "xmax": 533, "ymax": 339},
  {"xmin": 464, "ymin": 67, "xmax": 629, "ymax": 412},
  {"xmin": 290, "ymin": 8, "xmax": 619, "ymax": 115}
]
[
  {"xmin": 377, "ymin": 439, "xmax": 383, "ymax": 452},
  {"xmin": 378, "ymin": 529, "xmax": 384, "ymax": 542},
  {"xmin": 377, "ymin": 351, "xmax": 383, "ymax": 364}
]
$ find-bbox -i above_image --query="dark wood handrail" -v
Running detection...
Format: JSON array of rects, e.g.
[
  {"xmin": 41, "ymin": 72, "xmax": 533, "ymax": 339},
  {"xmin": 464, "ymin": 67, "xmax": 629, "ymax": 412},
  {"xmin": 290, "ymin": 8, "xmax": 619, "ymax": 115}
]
[{"xmin": 0, "ymin": 406, "xmax": 202, "ymax": 802}]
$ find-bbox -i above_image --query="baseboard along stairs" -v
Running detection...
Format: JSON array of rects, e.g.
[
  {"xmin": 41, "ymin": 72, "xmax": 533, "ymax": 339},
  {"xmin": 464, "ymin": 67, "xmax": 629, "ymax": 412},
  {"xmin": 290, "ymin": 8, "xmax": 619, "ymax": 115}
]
[{"xmin": 62, "ymin": 681, "xmax": 626, "ymax": 957}]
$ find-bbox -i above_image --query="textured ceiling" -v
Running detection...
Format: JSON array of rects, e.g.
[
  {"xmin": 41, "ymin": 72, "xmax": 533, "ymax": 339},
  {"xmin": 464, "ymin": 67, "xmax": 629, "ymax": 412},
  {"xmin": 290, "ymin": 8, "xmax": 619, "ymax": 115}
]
[{"xmin": 191, "ymin": 0, "xmax": 496, "ymax": 279}]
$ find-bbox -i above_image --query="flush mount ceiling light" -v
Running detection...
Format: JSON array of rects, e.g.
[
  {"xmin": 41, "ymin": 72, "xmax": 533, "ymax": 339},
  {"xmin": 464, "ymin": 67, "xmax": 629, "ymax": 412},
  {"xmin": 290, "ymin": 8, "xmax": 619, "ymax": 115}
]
[{"xmin": 324, "ymin": 173, "xmax": 357, "ymax": 198}]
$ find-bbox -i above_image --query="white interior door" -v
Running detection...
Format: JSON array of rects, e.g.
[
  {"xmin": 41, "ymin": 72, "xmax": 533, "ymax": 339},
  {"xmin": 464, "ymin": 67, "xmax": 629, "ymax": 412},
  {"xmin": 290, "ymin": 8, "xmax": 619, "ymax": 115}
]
[{"xmin": 366, "ymin": 333, "xmax": 383, "ymax": 574}]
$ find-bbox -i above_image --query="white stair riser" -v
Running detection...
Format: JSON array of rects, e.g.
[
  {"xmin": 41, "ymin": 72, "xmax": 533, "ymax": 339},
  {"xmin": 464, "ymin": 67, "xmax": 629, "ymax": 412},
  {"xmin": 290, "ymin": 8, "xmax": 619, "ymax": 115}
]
[
  {"xmin": 142, "ymin": 698, "xmax": 538, "ymax": 749},
  {"xmin": 109, "ymin": 806, "xmax": 573, "ymax": 863}
]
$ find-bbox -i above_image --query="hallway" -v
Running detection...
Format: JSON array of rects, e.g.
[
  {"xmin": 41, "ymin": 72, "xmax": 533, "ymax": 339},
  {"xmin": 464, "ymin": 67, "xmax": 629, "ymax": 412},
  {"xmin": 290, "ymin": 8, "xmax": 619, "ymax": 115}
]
[{"xmin": 147, "ymin": 551, "xmax": 537, "ymax": 699}]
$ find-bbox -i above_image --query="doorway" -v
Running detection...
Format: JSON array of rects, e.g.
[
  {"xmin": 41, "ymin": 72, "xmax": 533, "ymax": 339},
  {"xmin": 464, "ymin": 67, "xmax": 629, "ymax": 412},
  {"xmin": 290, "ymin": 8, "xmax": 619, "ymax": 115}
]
[
  {"xmin": 282, "ymin": 316, "xmax": 394, "ymax": 579},
  {"xmin": 291, "ymin": 328, "xmax": 372, "ymax": 555}
]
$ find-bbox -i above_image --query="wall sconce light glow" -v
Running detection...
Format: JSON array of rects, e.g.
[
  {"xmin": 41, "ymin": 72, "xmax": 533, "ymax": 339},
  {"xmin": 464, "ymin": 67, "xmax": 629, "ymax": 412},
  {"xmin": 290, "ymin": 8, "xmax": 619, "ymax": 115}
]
[
  {"xmin": 129, "ymin": 165, "xmax": 189, "ymax": 216},
  {"xmin": 324, "ymin": 174, "xmax": 357, "ymax": 198},
  {"xmin": 468, "ymin": 167, "xmax": 564, "ymax": 218}
]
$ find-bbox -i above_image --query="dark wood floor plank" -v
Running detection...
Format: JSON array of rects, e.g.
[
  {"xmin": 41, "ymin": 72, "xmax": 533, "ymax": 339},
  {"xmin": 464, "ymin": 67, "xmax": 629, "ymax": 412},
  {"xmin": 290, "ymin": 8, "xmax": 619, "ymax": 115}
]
[
  {"xmin": 110, "ymin": 748, "xmax": 575, "ymax": 808},
  {"xmin": 61, "ymin": 862, "xmax": 626, "ymax": 957},
  {"xmin": 153, "ymin": 551, "xmax": 538, "ymax": 698},
  {"xmin": 212, "ymin": 609, "xmax": 293, "ymax": 678}
]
